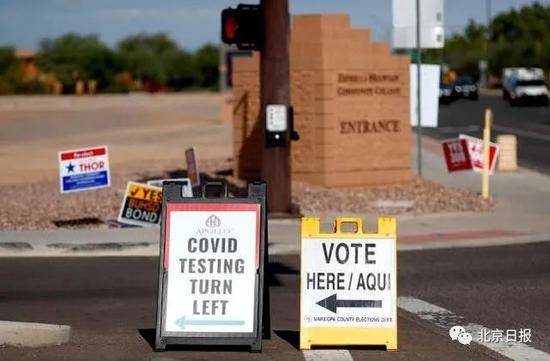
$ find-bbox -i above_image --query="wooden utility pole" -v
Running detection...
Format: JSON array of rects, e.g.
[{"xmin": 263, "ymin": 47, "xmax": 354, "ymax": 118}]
[{"xmin": 260, "ymin": 0, "xmax": 291, "ymax": 214}]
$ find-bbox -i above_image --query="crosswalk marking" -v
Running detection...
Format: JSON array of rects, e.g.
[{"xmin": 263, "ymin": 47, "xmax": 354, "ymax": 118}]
[
  {"xmin": 399, "ymin": 296, "xmax": 550, "ymax": 361},
  {"xmin": 303, "ymin": 349, "xmax": 353, "ymax": 361}
]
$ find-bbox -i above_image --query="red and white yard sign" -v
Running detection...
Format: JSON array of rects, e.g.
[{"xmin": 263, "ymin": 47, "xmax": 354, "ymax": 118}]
[
  {"xmin": 459, "ymin": 134, "xmax": 499, "ymax": 174},
  {"xmin": 442, "ymin": 135, "xmax": 499, "ymax": 174},
  {"xmin": 442, "ymin": 138, "xmax": 472, "ymax": 172}
]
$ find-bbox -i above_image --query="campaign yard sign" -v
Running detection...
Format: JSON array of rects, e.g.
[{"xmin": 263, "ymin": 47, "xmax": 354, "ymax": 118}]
[
  {"xmin": 155, "ymin": 182, "xmax": 268, "ymax": 352},
  {"xmin": 58, "ymin": 146, "xmax": 110, "ymax": 193},
  {"xmin": 442, "ymin": 138, "xmax": 472, "ymax": 172},
  {"xmin": 459, "ymin": 134, "xmax": 499, "ymax": 174},
  {"xmin": 300, "ymin": 217, "xmax": 397, "ymax": 351},
  {"xmin": 185, "ymin": 147, "xmax": 200, "ymax": 188},
  {"xmin": 442, "ymin": 136, "xmax": 499, "ymax": 173},
  {"xmin": 118, "ymin": 182, "xmax": 162, "ymax": 227}
]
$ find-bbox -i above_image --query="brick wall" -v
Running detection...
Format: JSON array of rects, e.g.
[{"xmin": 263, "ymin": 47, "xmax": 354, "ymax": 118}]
[{"xmin": 232, "ymin": 14, "xmax": 412, "ymax": 187}]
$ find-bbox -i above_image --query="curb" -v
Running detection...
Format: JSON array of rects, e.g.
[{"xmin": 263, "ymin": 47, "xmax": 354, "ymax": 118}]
[
  {"xmin": 0, "ymin": 229, "xmax": 549, "ymax": 257},
  {"xmin": 269, "ymin": 233, "xmax": 550, "ymax": 255},
  {"xmin": 398, "ymin": 233, "xmax": 550, "ymax": 252},
  {"xmin": 0, "ymin": 229, "xmax": 159, "ymax": 257},
  {"xmin": 0, "ymin": 321, "xmax": 71, "ymax": 348}
]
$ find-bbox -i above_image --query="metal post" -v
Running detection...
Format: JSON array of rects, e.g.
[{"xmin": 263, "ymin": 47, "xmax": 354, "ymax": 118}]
[
  {"xmin": 260, "ymin": 0, "xmax": 291, "ymax": 214},
  {"xmin": 416, "ymin": 0, "xmax": 423, "ymax": 177},
  {"xmin": 482, "ymin": 109, "xmax": 492, "ymax": 199}
]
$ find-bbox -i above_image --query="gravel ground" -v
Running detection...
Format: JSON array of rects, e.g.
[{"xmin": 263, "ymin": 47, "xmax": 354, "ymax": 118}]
[
  {"xmin": 292, "ymin": 179, "xmax": 493, "ymax": 215},
  {"xmin": 0, "ymin": 158, "xmax": 492, "ymax": 231}
]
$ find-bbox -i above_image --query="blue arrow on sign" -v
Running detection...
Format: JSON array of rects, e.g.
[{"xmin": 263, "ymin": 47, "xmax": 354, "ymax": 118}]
[{"xmin": 175, "ymin": 316, "xmax": 245, "ymax": 330}]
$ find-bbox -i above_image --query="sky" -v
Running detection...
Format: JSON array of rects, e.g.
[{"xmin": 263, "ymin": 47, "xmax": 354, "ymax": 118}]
[{"xmin": 0, "ymin": 0, "xmax": 546, "ymax": 50}]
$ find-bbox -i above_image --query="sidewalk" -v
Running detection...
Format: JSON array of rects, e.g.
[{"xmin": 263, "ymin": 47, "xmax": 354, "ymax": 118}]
[
  {"xmin": 403, "ymin": 135, "xmax": 550, "ymax": 240},
  {"xmin": 306, "ymin": 136, "xmax": 550, "ymax": 250},
  {"xmin": 1, "ymin": 136, "xmax": 549, "ymax": 256}
]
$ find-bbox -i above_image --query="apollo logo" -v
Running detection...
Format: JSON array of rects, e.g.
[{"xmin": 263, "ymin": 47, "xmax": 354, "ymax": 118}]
[
  {"xmin": 197, "ymin": 215, "xmax": 229, "ymax": 236},
  {"xmin": 205, "ymin": 215, "xmax": 221, "ymax": 228}
]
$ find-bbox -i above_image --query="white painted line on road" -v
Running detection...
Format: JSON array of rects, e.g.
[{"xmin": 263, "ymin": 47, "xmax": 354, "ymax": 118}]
[
  {"xmin": 303, "ymin": 349, "xmax": 353, "ymax": 361},
  {"xmin": 493, "ymin": 125, "xmax": 550, "ymax": 143},
  {"xmin": 0, "ymin": 320, "xmax": 71, "ymax": 348},
  {"xmin": 398, "ymin": 296, "xmax": 550, "ymax": 361},
  {"xmin": 269, "ymin": 243, "xmax": 300, "ymax": 255}
]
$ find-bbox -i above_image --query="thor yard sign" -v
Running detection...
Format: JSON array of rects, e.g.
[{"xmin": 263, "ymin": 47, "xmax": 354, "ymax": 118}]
[
  {"xmin": 300, "ymin": 217, "xmax": 397, "ymax": 351},
  {"xmin": 58, "ymin": 145, "xmax": 110, "ymax": 193},
  {"xmin": 155, "ymin": 181, "xmax": 268, "ymax": 352}
]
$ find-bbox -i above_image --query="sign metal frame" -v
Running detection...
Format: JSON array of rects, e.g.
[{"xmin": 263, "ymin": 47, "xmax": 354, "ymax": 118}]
[
  {"xmin": 300, "ymin": 217, "xmax": 398, "ymax": 351},
  {"xmin": 155, "ymin": 181, "xmax": 269, "ymax": 352},
  {"xmin": 147, "ymin": 178, "xmax": 192, "ymax": 198}
]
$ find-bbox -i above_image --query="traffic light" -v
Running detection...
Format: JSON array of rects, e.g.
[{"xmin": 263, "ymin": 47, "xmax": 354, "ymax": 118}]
[{"xmin": 221, "ymin": 4, "xmax": 262, "ymax": 50}]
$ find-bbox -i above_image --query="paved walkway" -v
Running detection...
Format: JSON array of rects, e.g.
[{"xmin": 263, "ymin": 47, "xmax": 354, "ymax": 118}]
[
  {"xmin": 405, "ymin": 135, "xmax": 550, "ymax": 238},
  {"xmin": 273, "ymin": 136, "xmax": 550, "ymax": 253}
]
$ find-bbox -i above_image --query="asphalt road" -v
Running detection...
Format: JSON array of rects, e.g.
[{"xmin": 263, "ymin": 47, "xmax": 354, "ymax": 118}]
[
  {"xmin": 425, "ymin": 94, "xmax": 550, "ymax": 173},
  {"xmin": 1, "ymin": 242, "xmax": 549, "ymax": 360},
  {"xmin": 399, "ymin": 241, "xmax": 550, "ymax": 354}
]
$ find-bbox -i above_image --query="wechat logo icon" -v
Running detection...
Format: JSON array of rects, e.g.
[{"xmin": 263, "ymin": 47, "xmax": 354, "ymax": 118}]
[{"xmin": 449, "ymin": 325, "xmax": 472, "ymax": 345}]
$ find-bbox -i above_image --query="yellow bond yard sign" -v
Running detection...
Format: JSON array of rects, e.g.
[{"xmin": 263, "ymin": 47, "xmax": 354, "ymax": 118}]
[
  {"xmin": 118, "ymin": 182, "xmax": 163, "ymax": 226},
  {"xmin": 300, "ymin": 217, "xmax": 397, "ymax": 351}
]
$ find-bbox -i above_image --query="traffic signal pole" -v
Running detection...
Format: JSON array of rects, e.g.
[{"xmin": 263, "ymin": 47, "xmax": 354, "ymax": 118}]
[{"xmin": 260, "ymin": 0, "xmax": 292, "ymax": 214}]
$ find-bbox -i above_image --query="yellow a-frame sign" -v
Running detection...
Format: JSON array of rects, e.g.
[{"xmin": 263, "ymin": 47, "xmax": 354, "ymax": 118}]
[{"xmin": 300, "ymin": 217, "xmax": 397, "ymax": 351}]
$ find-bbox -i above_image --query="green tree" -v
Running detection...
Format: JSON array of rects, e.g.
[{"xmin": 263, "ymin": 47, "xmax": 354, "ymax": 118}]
[
  {"xmin": 3, "ymin": 31, "xmax": 220, "ymax": 93},
  {"xmin": 117, "ymin": 33, "xmax": 179, "ymax": 86},
  {"xmin": 0, "ymin": 46, "xmax": 16, "ymax": 73},
  {"xmin": 37, "ymin": 33, "xmax": 117, "ymax": 89},
  {"xmin": 439, "ymin": 2, "xmax": 550, "ymax": 78},
  {"xmin": 444, "ymin": 21, "xmax": 487, "ymax": 78},
  {"xmin": 488, "ymin": 2, "xmax": 550, "ymax": 74},
  {"xmin": 490, "ymin": 3, "xmax": 550, "ymax": 43},
  {"xmin": 117, "ymin": 33, "xmax": 211, "ymax": 90},
  {"xmin": 193, "ymin": 44, "xmax": 218, "ymax": 89},
  {"xmin": 0, "ymin": 46, "xmax": 16, "ymax": 94},
  {"xmin": 164, "ymin": 49, "xmax": 196, "ymax": 90},
  {"xmin": 0, "ymin": 46, "xmax": 45, "ymax": 94}
]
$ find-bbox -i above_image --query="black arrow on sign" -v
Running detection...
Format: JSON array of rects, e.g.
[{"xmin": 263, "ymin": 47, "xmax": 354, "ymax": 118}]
[{"xmin": 316, "ymin": 294, "xmax": 382, "ymax": 313}]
